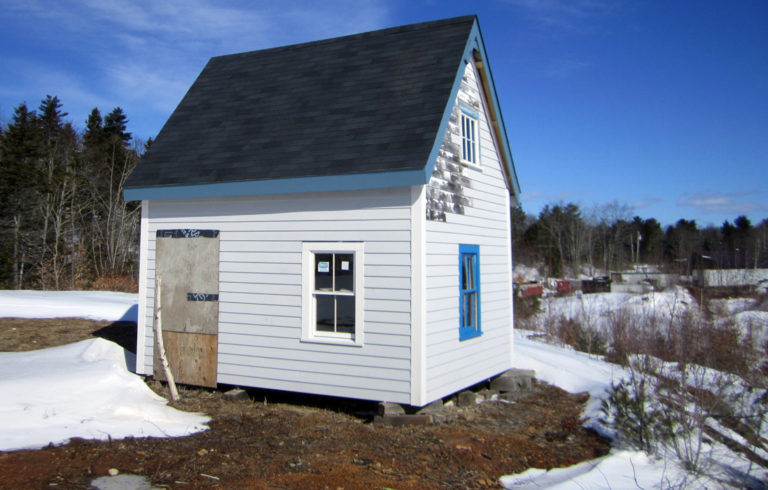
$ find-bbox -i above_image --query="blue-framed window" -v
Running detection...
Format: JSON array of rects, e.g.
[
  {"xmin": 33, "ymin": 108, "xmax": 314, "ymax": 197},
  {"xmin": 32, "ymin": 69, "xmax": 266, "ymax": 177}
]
[{"xmin": 459, "ymin": 244, "xmax": 481, "ymax": 340}]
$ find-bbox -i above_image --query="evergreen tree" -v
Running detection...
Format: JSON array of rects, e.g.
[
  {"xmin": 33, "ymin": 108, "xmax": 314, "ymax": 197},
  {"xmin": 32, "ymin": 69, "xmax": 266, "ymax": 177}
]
[
  {"xmin": 104, "ymin": 107, "xmax": 131, "ymax": 145},
  {"xmin": 35, "ymin": 95, "xmax": 78, "ymax": 288},
  {"xmin": 639, "ymin": 218, "xmax": 664, "ymax": 265},
  {"xmin": 0, "ymin": 103, "xmax": 41, "ymax": 288},
  {"xmin": 84, "ymin": 108, "xmax": 105, "ymax": 150}
]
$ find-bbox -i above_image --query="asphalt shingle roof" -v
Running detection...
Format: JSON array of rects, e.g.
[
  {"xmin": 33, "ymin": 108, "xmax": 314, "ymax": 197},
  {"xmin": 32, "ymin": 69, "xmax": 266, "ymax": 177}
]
[{"xmin": 126, "ymin": 16, "xmax": 476, "ymax": 189}]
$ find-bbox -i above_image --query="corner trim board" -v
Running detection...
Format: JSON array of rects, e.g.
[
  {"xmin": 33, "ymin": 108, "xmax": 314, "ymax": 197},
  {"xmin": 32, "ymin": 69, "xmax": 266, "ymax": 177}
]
[{"xmin": 135, "ymin": 200, "xmax": 149, "ymax": 375}]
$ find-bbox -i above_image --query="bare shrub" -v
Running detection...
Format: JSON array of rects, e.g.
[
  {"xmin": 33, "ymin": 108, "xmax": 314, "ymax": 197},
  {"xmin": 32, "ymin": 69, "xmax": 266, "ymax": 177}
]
[
  {"xmin": 88, "ymin": 274, "xmax": 138, "ymax": 292},
  {"xmin": 513, "ymin": 294, "xmax": 540, "ymax": 322},
  {"xmin": 604, "ymin": 307, "xmax": 633, "ymax": 365},
  {"xmin": 554, "ymin": 316, "xmax": 606, "ymax": 355}
]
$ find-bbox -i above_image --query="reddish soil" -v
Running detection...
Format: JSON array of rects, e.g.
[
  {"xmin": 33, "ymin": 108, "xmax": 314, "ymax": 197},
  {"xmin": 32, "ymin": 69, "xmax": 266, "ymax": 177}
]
[{"xmin": 0, "ymin": 318, "xmax": 610, "ymax": 489}]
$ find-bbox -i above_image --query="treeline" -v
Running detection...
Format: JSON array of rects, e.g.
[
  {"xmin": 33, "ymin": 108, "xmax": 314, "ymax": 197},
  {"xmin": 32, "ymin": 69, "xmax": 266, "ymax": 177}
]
[
  {"xmin": 512, "ymin": 201, "xmax": 768, "ymax": 277},
  {"xmin": 0, "ymin": 95, "xmax": 144, "ymax": 290}
]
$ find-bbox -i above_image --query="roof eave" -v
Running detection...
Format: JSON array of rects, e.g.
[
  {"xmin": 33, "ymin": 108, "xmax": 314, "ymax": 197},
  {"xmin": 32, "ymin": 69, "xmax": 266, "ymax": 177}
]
[{"xmin": 123, "ymin": 167, "xmax": 430, "ymax": 202}]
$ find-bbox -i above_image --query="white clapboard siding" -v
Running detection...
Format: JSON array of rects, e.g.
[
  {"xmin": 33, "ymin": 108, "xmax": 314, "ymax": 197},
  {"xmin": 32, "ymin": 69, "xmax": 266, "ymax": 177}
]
[
  {"xmin": 423, "ymin": 60, "xmax": 513, "ymax": 402},
  {"xmin": 138, "ymin": 187, "xmax": 414, "ymax": 403}
]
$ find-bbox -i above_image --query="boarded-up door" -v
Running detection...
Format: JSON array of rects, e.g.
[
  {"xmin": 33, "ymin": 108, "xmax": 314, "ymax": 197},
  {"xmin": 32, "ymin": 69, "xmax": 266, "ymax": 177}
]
[{"xmin": 154, "ymin": 229, "xmax": 220, "ymax": 388}]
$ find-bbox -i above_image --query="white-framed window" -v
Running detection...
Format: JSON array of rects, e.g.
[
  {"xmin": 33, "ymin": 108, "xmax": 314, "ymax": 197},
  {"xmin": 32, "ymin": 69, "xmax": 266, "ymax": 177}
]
[
  {"xmin": 460, "ymin": 110, "xmax": 479, "ymax": 166},
  {"xmin": 301, "ymin": 242, "xmax": 364, "ymax": 346}
]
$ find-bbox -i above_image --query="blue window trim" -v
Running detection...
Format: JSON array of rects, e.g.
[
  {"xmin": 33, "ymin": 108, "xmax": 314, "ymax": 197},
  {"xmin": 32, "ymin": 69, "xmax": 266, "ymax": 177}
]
[
  {"xmin": 459, "ymin": 104, "xmax": 480, "ymax": 120},
  {"xmin": 459, "ymin": 244, "xmax": 481, "ymax": 341}
]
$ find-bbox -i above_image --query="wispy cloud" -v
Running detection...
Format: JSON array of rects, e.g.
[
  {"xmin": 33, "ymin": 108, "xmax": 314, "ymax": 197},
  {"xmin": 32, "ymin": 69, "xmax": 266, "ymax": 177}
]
[
  {"xmin": 678, "ymin": 189, "xmax": 767, "ymax": 215},
  {"xmin": 503, "ymin": 0, "xmax": 619, "ymax": 32},
  {"xmin": 0, "ymin": 0, "xmax": 391, "ymax": 136},
  {"xmin": 632, "ymin": 197, "xmax": 662, "ymax": 210}
]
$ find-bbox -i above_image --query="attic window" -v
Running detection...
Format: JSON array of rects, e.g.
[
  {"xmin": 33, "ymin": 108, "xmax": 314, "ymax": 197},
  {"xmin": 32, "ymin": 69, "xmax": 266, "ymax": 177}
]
[{"xmin": 460, "ymin": 107, "xmax": 479, "ymax": 166}]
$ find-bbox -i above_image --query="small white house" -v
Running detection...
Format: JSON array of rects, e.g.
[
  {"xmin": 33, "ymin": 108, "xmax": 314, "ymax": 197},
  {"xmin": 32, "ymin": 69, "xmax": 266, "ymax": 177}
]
[{"xmin": 124, "ymin": 15, "xmax": 521, "ymax": 407}]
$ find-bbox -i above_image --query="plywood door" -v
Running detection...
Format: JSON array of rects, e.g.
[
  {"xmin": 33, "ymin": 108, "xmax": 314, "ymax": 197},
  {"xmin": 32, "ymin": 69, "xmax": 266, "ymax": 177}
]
[{"xmin": 154, "ymin": 229, "xmax": 220, "ymax": 388}]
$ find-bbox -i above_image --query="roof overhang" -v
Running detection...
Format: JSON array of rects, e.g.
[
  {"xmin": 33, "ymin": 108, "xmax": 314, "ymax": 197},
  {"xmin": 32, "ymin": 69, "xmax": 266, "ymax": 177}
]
[
  {"xmin": 124, "ymin": 16, "xmax": 520, "ymax": 205},
  {"xmin": 123, "ymin": 167, "xmax": 430, "ymax": 201}
]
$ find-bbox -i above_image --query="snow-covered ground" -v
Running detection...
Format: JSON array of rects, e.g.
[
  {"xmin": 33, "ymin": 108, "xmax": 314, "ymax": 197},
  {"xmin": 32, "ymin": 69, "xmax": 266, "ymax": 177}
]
[
  {"xmin": 0, "ymin": 290, "xmax": 765, "ymax": 487},
  {"xmin": 509, "ymin": 287, "xmax": 768, "ymax": 488},
  {"xmin": 0, "ymin": 290, "xmax": 207, "ymax": 452},
  {"xmin": 528, "ymin": 285, "xmax": 699, "ymax": 332},
  {"xmin": 0, "ymin": 338, "xmax": 209, "ymax": 451},
  {"xmin": 0, "ymin": 290, "xmax": 137, "ymax": 321},
  {"xmin": 505, "ymin": 330, "xmax": 692, "ymax": 488}
]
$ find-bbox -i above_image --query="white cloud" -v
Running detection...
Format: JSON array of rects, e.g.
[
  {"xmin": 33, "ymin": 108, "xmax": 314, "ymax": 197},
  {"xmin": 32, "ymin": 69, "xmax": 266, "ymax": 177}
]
[
  {"xmin": 678, "ymin": 189, "xmax": 767, "ymax": 215},
  {"xmin": 1, "ymin": 0, "xmax": 391, "ymax": 136},
  {"xmin": 632, "ymin": 197, "xmax": 662, "ymax": 210}
]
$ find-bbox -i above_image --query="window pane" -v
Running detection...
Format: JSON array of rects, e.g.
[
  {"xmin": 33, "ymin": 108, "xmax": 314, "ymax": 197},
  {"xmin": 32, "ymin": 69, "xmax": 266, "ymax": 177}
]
[
  {"xmin": 463, "ymin": 291, "xmax": 476, "ymax": 328},
  {"xmin": 336, "ymin": 295, "xmax": 355, "ymax": 334},
  {"xmin": 315, "ymin": 294, "xmax": 335, "ymax": 332},
  {"xmin": 466, "ymin": 254, "xmax": 475, "ymax": 290},
  {"xmin": 461, "ymin": 254, "xmax": 467, "ymax": 290},
  {"xmin": 335, "ymin": 253, "xmax": 353, "ymax": 292},
  {"xmin": 462, "ymin": 253, "xmax": 475, "ymax": 291},
  {"xmin": 315, "ymin": 253, "xmax": 333, "ymax": 291}
]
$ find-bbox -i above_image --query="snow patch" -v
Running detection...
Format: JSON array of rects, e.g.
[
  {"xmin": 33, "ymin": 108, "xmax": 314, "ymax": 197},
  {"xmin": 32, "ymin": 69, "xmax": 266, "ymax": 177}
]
[
  {"xmin": 0, "ymin": 290, "xmax": 137, "ymax": 321},
  {"xmin": 0, "ymin": 338, "xmax": 208, "ymax": 452}
]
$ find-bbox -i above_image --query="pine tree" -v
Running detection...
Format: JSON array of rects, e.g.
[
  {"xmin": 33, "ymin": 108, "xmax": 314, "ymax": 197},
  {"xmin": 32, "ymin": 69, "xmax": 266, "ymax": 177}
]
[
  {"xmin": 81, "ymin": 106, "xmax": 140, "ymax": 278},
  {"xmin": 35, "ymin": 95, "xmax": 77, "ymax": 288},
  {"xmin": 0, "ymin": 103, "xmax": 41, "ymax": 288},
  {"xmin": 104, "ymin": 107, "xmax": 131, "ymax": 145},
  {"xmin": 84, "ymin": 108, "xmax": 105, "ymax": 150}
]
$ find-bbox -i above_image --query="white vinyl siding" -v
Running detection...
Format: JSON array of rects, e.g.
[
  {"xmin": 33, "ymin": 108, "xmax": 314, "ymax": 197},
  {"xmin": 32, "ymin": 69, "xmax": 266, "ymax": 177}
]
[
  {"xmin": 423, "ymin": 60, "xmax": 513, "ymax": 402},
  {"xmin": 136, "ymin": 187, "xmax": 413, "ymax": 403}
]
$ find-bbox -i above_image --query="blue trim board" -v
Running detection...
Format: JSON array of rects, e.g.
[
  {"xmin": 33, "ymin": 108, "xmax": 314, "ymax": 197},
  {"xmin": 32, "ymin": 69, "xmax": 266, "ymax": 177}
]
[
  {"xmin": 459, "ymin": 104, "xmax": 480, "ymax": 119},
  {"xmin": 124, "ymin": 168, "xmax": 428, "ymax": 201},
  {"xmin": 459, "ymin": 244, "xmax": 482, "ymax": 341},
  {"xmin": 472, "ymin": 18, "xmax": 522, "ymax": 198}
]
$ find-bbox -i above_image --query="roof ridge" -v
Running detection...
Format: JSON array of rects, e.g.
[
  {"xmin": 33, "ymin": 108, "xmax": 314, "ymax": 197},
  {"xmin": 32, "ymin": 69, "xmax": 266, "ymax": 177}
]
[{"xmin": 211, "ymin": 15, "xmax": 477, "ymax": 61}]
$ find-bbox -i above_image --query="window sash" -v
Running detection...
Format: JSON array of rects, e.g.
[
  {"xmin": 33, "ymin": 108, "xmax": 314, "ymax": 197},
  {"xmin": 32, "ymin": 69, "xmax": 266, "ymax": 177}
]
[
  {"xmin": 459, "ymin": 245, "xmax": 481, "ymax": 340},
  {"xmin": 460, "ymin": 113, "xmax": 478, "ymax": 164},
  {"xmin": 301, "ymin": 242, "xmax": 364, "ymax": 346}
]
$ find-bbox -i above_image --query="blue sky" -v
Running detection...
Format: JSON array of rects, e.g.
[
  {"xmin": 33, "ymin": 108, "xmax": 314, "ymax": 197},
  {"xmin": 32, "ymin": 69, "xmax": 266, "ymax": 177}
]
[{"xmin": 1, "ymin": 0, "xmax": 766, "ymax": 228}]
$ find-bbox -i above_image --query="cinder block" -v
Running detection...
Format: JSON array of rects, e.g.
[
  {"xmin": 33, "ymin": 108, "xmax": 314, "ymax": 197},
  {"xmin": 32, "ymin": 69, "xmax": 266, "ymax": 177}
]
[
  {"xmin": 378, "ymin": 401, "xmax": 405, "ymax": 416},
  {"xmin": 456, "ymin": 390, "xmax": 477, "ymax": 407},
  {"xmin": 223, "ymin": 388, "xmax": 249, "ymax": 402},
  {"xmin": 490, "ymin": 369, "xmax": 536, "ymax": 393},
  {"xmin": 417, "ymin": 399, "xmax": 444, "ymax": 415}
]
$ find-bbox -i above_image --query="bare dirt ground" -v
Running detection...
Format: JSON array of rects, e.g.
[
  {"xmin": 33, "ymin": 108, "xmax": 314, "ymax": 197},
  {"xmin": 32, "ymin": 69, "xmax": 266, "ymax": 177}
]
[{"xmin": 0, "ymin": 318, "xmax": 610, "ymax": 489}]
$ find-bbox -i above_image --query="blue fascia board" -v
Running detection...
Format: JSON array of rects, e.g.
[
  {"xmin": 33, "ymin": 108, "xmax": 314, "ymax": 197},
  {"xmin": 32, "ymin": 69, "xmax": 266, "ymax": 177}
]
[
  {"xmin": 124, "ymin": 167, "xmax": 429, "ymax": 201},
  {"xmin": 472, "ymin": 18, "xmax": 522, "ymax": 198},
  {"xmin": 424, "ymin": 18, "xmax": 521, "ymax": 202}
]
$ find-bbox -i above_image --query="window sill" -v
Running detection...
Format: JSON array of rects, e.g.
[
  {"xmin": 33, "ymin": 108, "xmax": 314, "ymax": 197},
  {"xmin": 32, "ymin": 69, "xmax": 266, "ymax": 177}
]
[
  {"xmin": 300, "ymin": 335, "xmax": 363, "ymax": 347},
  {"xmin": 459, "ymin": 329, "xmax": 482, "ymax": 341},
  {"xmin": 460, "ymin": 160, "xmax": 482, "ymax": 172}
]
